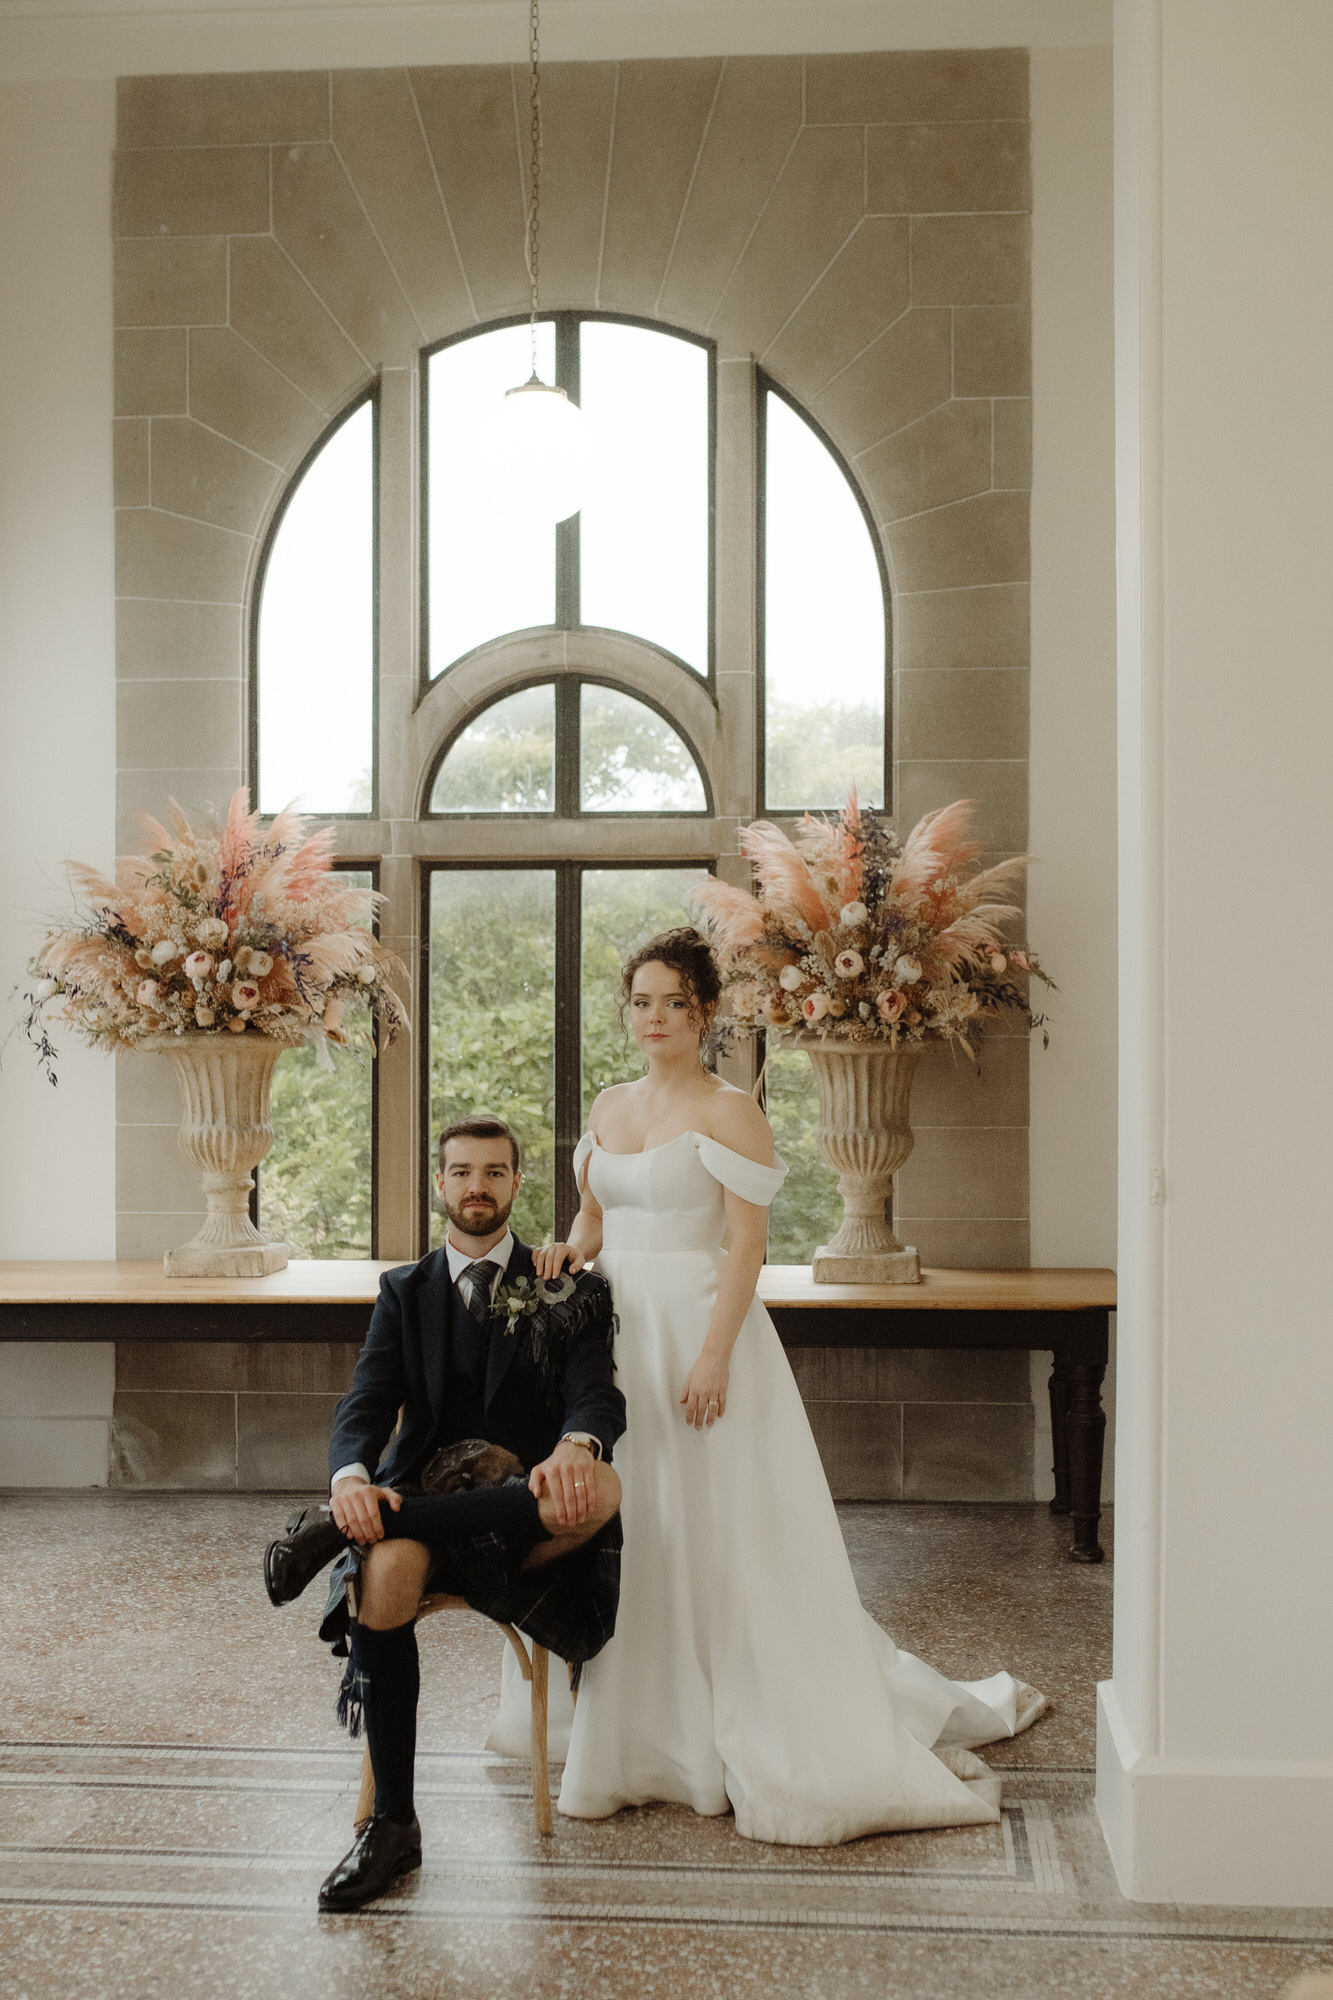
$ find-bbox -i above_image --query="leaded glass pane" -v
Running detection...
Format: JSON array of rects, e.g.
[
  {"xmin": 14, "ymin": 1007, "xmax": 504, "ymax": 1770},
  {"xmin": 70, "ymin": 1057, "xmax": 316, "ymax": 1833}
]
[
  {"xmin": 429, "ymin": 870, "xmax": 556, "ymax": 1248},
  {"xmin": 579, "ymin": 323, "xmax": 709, "ymax": 674},
  {"xmin": 762, "ymin": 1046, "xmax": 841, "ymax": 1264},
  {"xmin": 580, "ymin": 686, "xmax": 706, "ymax": 812},
  {"xmin": 260, "ymin": 870, "xmax": 374, "ymax": 1258},
  {"xmin": 429, "ymin": 685, "xmax": 556, "ymax": 813},
  {"xmin": 427, "ymin": 324, "xmax": 557, "ymax": 675},
  {"xmin": 257, "ymin": 402, "xmax": 374, "ymax": 815},
  {"xmin": 763, "ymin": 391, "xmax": 885, "ymax": 811},
  {"xmin": 581, "ymin": 868, "xmax": 710, "ymax": 1117}
]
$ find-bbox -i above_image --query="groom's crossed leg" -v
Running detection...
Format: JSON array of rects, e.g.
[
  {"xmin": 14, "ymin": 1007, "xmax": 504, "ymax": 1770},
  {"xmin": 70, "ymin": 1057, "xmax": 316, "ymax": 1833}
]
[{"xmin": 324, "ymin": 1465, "xmax": 621, "ymax": 1905}]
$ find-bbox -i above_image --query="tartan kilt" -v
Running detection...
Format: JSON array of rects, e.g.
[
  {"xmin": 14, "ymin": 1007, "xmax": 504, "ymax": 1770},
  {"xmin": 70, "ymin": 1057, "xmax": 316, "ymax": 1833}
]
[{"xmin": 319, "ymin": 1505, "xmax": 622, "ymax": 1685}]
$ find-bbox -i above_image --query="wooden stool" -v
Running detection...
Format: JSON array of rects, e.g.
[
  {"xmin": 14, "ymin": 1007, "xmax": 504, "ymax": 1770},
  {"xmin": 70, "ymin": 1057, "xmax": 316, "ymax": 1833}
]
[{"xmin": 349, "ymin": 1585, "xmax": 558, "ymax": 1837}]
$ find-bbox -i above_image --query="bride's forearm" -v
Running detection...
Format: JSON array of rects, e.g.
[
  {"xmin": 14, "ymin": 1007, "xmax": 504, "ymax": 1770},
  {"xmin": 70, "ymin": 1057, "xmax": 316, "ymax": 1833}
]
[
  {"xmin": 567, "ymin": 1211, "xmax": 603, "ymax": 1263},
  {"xmin": 702, "ymin": 1219, "xmax": 768, "ymax": 1359}
]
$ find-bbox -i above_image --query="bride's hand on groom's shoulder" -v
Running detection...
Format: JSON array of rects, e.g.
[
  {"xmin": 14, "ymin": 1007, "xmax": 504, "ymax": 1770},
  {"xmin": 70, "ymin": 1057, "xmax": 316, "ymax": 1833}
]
[{"xmin": 534, "ymin": 1241, "xmax": 585, "ymax": 1280}]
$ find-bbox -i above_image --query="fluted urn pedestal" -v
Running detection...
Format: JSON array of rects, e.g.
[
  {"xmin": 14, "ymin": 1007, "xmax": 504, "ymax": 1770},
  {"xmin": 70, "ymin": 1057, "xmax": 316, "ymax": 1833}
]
[
  {"xmin": 144, "ymin": 1032, "xmax": 291, "ymax": 1278},
  {"xmin": 791, "ymin": 1037, "xmax": 926, "ymax": 1285}
]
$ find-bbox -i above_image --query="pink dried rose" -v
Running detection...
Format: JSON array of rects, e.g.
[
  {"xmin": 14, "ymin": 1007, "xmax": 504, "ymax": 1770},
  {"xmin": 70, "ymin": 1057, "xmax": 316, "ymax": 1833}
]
[
  {"xmin": 802, "ymin": 992, "xmax": 831, "ymax": 1022},
  {"xmin": 876, "ymin": 989, "xmax": 906, "ymax": 1023},
  {"xmin": 183, "ymin": 952, "xmax": 213, "ymax": 984},
  {"xmin": 834, "ymin": 950, "xmax": 864, "ymax": 979},
  {"xmin": 135, "ymin": 979, "xmax": 161, "ymax": 1005},
  {"xmin": 989, "ymin": 952, "xmax": 1007, "ymax": 975},
  {"xmin": 230, "ymin": 980, "xmax": 261, "ymax": 1011}
]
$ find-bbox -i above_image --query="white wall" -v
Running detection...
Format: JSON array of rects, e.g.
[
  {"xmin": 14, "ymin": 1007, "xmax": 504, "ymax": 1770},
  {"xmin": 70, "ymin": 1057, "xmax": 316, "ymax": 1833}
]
[
  {"xmin": 0, "ymin": 79, "xmax": 118, "ymax": 1482},
  {"xmin": 1099, "ymin": 0, "xmax": 1333, "ymax": 1905}
]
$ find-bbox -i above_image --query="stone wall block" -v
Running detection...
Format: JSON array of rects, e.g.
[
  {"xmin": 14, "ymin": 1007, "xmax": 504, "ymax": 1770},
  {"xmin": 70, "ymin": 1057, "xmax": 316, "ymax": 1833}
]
[
  {"xmin": 895, "ymin": 664, "xmax": 1029, "ymax": 761},
  {"xmin": 860, "ymin": 397, "xmax": 993, "ymax": 522},
  {"xmin": 111, "ymin": 1391, "xmax": 235, "ymax": 1488},
  {"xmin": 115, "ymin": 329, "xmax": 187, "ymax": 417},
  {"xmin": 116, "ymin": 598, "xmax": 243, "ymax": 681},
  {"xmin": 894, "ymin": 755, "xmax": 1027, "ymax": 852},
  {"xmin": 518, "ymin": 63, "xmax": 618, "ymax": 308},
  {"xmin": 331, "ymin": 69, "xmax": 473, "ymax": 338},
  {"xmin": 805, "ymin": 48, "xmax": 1028, "ymax": 125},
  {"xmin": 115, "ymin": 146, "xmax": 269, "ymax": 239},
  {"xmin": 867, "ymin": 120, "xmax": 1030, "ymax": 216},
  {"xmin": 992, "ymin": 396, "xmax": 1033, "ymax": 488},
  {"xmin": 187, "ymin": 326, "xmax": 323, "ymax": 467},
  {"xmin": 150, "ymin": 416, "xmax": 279, "ymax": 534},
  {"xmin": 272, "ymin": 142, "xmax": 419, "ymax": 359},
  {"xmin": 911, "ymin": 213, "xmax": 1030, "ymax": 308},
  {"xmin": 117, "ymin": 71, "xmax": 329, "ymax": 150},
  {"xmin": 813, "ymin": 308, "xmax": 951, "ymax": 458},
  {"xmin": 893, "ymin": 1123, "xmax": 1028, "ymax": 1221},
  {"xmin": 762, "ymin": 217, "xmax": 910, "ymax": 403},
  {"xmin": 886, "ymin": 489, "xmax": 1028, "ymax": 593},
  {"xmin": 953, "ymin": 305, "xmax": 1032, "ymax": 397},
  {"xmin": 238, "ymin": 1393, "xmax": 344, "ymax": 1489},
  {"xmin": 227, "ymin": 235, "xmax": 367, "ymax": 412},
  {"xmin": 115, "ymin": 507, "xmax": 251, "ymax": 604},
  {"xmin": 598, "ymin": 58, "xmax": 724, "ymax": 312},
  {"xmin": 901, "ymin": 1219, "xmax": 1031, "ymax": 1269},
  {"xmin": 658, "ymin": 56, "xmax": 803, "ymax": 329},
  {"xmin": 114, "ymin": 237, "xmax": 228, "ymax": 328},
  {"xmin": 806, "ymin": 1401, "xmax": 903, "ymax": 1501},
  {"xmin": 907, "ymin": 1031, "xmax": 1030, "ymax": 1128},
  {"xmin": 893, "ymin": 582, "xmax": 1029, "ymax": 672},
  {"xmin": 411, "ymin": 65, "xmax": 530, "ymax": 320},
  {"xmin": 114, "ymin": 419, "xmax": 150, "ymax": 508},
  {"xmin": 117, "ymin": 678, "xmax": 242, "ymax": 774},
  {"xmin": 901, "ymin": 1401, "xmax": 1033, "ymax": 1500},
  {"xmin": 712, "ymin": 125, "xmax": 865, "ymax": 356}
]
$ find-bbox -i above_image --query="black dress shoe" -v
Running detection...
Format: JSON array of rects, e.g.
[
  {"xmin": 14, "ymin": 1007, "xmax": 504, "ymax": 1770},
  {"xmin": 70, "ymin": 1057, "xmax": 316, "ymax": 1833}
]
[
  {"xmin": 318, "ymin": 1814, "xmax": 422, "ymax": 1911},
  {"xmin": 264, "ymin": 1506, "xmax": 348, "ymax": 1606}
]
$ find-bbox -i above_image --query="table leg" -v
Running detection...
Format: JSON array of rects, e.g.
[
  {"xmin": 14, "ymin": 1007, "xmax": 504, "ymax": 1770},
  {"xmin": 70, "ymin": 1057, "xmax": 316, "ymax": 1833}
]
[
  {"xmin": 1047, "ymin": 1356, "xmax": 1072, "ymax": 1516},
  {"xmin": 1066, "ymin": 1360, "xmax": 1106, "ymax": 1563}
]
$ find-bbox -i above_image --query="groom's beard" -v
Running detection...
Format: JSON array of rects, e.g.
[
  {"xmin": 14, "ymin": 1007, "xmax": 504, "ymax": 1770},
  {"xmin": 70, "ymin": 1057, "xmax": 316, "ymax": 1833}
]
[{"xmin": 444, "ymin": 1191, "xmax": 516, "ymax": 1238}]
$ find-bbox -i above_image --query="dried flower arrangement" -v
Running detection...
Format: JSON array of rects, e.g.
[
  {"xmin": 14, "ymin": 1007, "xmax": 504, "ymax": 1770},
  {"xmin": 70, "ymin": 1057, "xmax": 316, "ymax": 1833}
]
[
  {"xmin": 20, "ymin": 790, "xmax": 407, "ymax": 1080},
  {"xmin": 693, "ymin": 792, "xmax": 1053, "ymax": 1058}
]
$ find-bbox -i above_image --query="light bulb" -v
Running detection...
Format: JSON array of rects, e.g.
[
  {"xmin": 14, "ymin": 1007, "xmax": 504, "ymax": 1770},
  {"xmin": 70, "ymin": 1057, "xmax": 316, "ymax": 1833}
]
[{"xmin": 494, "ymin": 379, "xmax": 586, "ymax": 525}]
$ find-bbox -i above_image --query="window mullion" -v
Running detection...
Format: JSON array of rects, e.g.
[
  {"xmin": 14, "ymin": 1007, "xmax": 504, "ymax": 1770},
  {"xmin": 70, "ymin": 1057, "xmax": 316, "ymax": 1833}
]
[
  {"xmin": 555, "ymin": 315, "xmax": 581, "ymax": 629},
  {"xmin": 555, "ymin": 677, "xmax": 581, "ymax": 818},
  {"xmin": 553, "ymin": 862, "xmax": 583, "ymax": 1240}
]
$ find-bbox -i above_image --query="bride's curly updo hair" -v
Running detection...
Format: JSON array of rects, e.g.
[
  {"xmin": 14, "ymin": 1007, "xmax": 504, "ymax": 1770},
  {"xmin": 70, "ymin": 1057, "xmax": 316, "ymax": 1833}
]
[{"xmin": 618, "ymin": 927, "xmax": 722, "ymax": 1029}]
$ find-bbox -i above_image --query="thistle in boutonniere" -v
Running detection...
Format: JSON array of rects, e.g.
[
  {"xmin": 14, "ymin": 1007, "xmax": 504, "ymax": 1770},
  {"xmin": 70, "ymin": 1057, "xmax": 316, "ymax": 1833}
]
[{"xmin": 489, "ymin": 1270, "xmax": 578, "ymax": 1336}]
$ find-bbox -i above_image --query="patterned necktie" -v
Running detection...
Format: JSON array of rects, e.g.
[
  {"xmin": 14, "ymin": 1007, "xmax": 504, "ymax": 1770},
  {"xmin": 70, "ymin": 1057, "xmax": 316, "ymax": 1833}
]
[{"xmin": 458, "ymin": 1259, "xmax": 496, "ymax": 1326}]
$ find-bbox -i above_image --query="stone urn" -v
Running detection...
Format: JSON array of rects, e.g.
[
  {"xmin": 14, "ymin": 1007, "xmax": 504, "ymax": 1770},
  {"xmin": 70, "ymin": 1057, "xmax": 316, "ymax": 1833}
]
[
  {"xmin": 144, "ymin": 1032, "xmax": 291, "ymax": 1278},
  {"xmin": 789, "ymin": 1036, "xmax": 926, "ymax": 1284}
]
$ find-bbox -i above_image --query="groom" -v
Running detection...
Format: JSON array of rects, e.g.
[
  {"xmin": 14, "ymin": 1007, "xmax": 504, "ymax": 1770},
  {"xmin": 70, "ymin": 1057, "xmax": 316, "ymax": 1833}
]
[{"xmin": 263, "ymin": 1114, "xmax": 624, "ymax": 1912}]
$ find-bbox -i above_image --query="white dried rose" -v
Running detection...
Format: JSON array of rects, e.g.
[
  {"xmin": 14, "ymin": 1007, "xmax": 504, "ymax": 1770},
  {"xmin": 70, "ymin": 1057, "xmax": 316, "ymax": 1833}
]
[
  {"xmin": 839, "ymin": 901, "xmax": 868, "ymax": 927},
  {"xmin": 834, "ymin": 950, "xmax": 864, "ymax": 979},
  {"xmin": 194, "ymin": 1004, "xmax": 216, "ymax": 1028},
  {"xmin": 357, "ymin": 964, "xmax": 376, "ymax": 984},
  {"xmin": 32, "ymin": 977, "xmax": 57, "ymax": 1002},
  {"xmin": 778, "ymin": 964, "xmax": 805, "ymax": 992},
  {"xmin": 150, "ymin": 939, "xmax": 179, "ymax": 966},
  {"xmin": 894, "ymin": 955, "xmax": 923, "ymax": 986},
  {"xmin": 197, "ymin": 918, "xmax": 228, "ymax": 948},
  {"xmin": 136, "ymin": 979, "xmax": 160, "ymax": 1005},
  {"xmin": 248, "ymin": 950, "xmax": 274, "ymax": 978},
  {"xmin": 989, "ymin": 952, "xmax": 1007, "ymax": 975}
]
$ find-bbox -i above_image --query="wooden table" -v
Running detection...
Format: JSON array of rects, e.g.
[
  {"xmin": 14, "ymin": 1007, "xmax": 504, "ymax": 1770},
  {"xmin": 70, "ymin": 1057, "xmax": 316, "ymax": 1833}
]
[{"xmin": 0, "ymin": 1260, "xmax": 1115, "ymax": 1563}]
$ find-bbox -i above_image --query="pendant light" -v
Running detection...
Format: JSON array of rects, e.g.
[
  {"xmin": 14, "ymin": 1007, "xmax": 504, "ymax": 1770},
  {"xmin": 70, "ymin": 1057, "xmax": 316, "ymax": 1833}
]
[{"xmin": 496, "ymin": 0, "xmax": 586, "ymax": 526}]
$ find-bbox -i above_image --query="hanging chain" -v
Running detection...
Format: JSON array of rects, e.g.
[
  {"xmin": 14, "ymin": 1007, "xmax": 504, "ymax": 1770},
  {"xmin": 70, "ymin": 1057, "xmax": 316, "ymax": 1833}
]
[{"xmin": 526, "ymin": 0, "xmax": 542, "ymax": 379}]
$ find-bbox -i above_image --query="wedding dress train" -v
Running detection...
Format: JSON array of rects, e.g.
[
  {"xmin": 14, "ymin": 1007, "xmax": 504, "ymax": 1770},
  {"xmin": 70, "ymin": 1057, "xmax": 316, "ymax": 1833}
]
[{"xmin": 489, "ymin": 1127, "xmax": 1045, "ymax": 1846}]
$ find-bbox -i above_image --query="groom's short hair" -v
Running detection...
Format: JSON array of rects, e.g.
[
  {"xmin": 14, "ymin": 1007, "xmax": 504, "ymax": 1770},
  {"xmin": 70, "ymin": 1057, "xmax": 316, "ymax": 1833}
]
[{"xmin": 438, "ymin": 1115, "xmax": 521, "ymax": 1174}]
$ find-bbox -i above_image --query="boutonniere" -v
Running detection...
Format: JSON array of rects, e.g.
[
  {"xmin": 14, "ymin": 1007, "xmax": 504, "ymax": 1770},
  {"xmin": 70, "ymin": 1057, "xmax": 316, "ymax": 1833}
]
[{"xmin": 489, "ymin": 1270, "xmax": 577, "ymax": 1336}]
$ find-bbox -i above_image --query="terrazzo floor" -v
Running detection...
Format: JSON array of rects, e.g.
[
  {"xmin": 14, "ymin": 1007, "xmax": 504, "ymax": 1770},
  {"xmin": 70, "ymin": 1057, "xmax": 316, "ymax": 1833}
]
[{"xmin": 3, "ymin": 1492, "xmax": 1330, "ymax": 1999}]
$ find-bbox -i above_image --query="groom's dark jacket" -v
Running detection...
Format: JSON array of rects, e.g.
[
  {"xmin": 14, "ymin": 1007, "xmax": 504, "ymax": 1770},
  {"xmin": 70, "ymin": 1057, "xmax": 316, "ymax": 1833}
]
[
  {"xmin": 320, "ymin": 1239, "xmax": 625, "ymax": 1670},
  {"xmin": 327, "ymin": 1238, "xmax": 625, "ymax": 1487}
]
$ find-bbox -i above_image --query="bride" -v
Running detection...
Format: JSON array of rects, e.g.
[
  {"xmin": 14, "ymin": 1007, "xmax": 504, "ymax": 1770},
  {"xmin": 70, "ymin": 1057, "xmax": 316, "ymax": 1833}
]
[{"xmin": 508, "ymin": 927, "xmax": 1045, "ymax": 1845}]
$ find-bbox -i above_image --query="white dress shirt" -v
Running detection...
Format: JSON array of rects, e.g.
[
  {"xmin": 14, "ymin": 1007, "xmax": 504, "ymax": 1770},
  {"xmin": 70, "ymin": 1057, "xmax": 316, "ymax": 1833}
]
[{"xmin": 330, "ymin": 1231, "xmax": 514, "ymax": 1491}]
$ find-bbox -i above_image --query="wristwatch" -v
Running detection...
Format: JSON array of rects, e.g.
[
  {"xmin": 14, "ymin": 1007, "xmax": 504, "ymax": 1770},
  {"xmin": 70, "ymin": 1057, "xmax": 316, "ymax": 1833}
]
[{"xmin": 560, "ymin": 1431, "xmax": 602, "ymax": 1459}]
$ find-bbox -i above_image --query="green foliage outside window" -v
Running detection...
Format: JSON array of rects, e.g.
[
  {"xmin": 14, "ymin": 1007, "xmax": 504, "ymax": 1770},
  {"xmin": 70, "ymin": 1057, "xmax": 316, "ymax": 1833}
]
[
  {"xmin": 765, "ymin": 698, "xmax": 882, "ymax": 813},
  {"xmin": 763, "ymin": 1047, "xmax": 842, "ymax": 1265}
]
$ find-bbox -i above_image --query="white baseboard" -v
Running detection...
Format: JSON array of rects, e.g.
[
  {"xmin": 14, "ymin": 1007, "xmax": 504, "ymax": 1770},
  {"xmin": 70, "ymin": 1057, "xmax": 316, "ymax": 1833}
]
[{"xmin": 1097, "ymin": 1680, "xmax": 1333, "ymax": 1906}]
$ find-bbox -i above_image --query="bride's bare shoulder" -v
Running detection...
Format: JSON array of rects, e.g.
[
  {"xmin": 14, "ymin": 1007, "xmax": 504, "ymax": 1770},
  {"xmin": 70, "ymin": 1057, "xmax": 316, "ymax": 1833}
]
[
  {"xmin": 586, "ymin": 1081, "xmax": 635, "ymax": 1137},
  {"xmin": 701, "ymin": 1081, "xmax": 777, "ymax": 1166}
]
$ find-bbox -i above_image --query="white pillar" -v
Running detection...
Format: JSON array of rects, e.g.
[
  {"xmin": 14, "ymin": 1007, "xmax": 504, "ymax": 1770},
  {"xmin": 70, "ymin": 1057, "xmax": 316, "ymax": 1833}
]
[{"xmin": 1100, "ymin": 0, "xmax": 1333, "ymax": 1905}]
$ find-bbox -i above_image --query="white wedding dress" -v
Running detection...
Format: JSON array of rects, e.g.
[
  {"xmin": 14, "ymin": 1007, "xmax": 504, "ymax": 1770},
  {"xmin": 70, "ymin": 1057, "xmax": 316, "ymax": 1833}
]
[{"xmin": 488, "ymin": 1127, "xmax": 1046, "ymax": 1846}]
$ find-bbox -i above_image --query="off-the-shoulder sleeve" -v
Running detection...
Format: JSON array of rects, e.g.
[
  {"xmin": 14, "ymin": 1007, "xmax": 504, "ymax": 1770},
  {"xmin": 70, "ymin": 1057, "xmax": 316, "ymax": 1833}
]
[
  {"xmin": 572, "ymin": 1131, "xmax": 596, "ymax": 1191},
  {"xmin": 694, "ymin": 1133, "xmax": 789, "ymax": 1208}
]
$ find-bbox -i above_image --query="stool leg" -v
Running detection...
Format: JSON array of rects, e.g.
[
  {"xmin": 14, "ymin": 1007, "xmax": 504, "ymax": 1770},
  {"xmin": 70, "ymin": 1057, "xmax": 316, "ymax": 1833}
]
[
  {"xmin": 530, "ymin": 1644, "xmax": 553, "ymax": 1837},
  {"xmin": 354, "ymin": 1743, "xmax": 375, "ymax": 1829}
]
